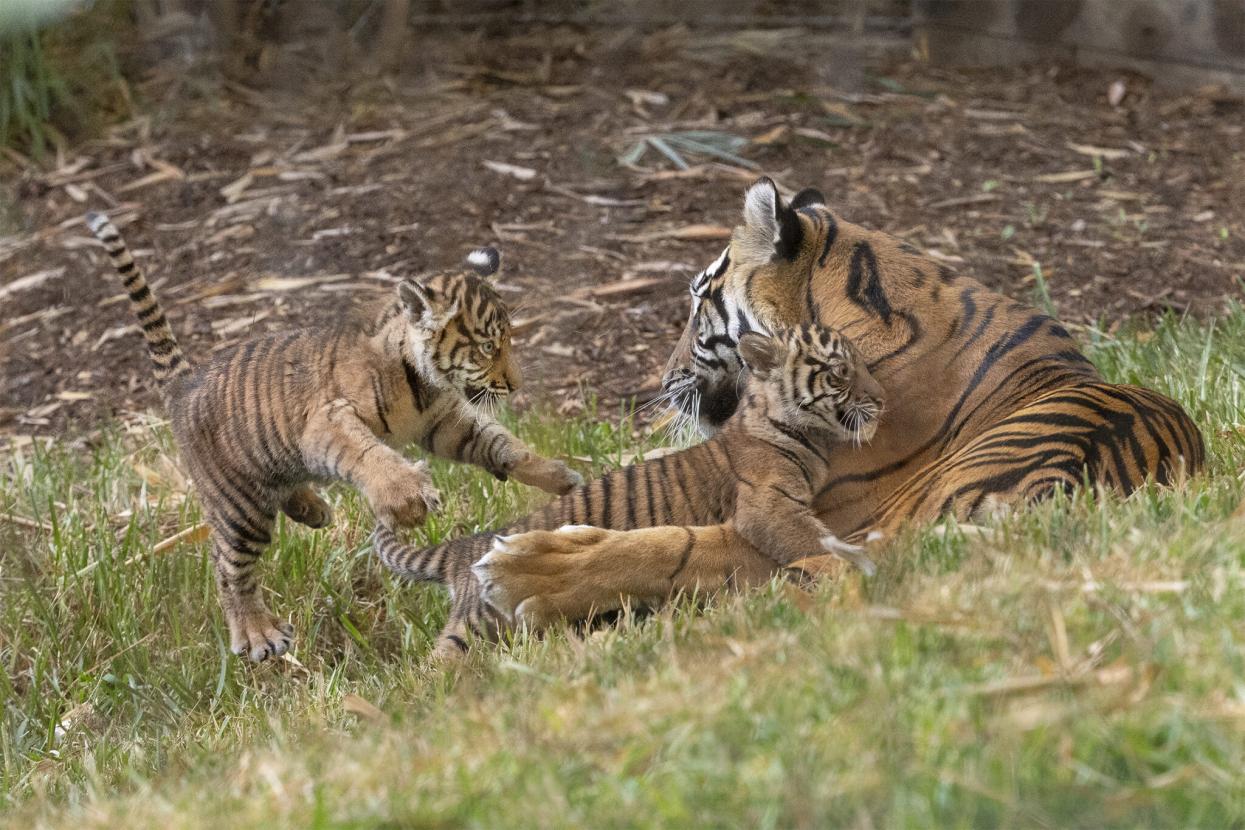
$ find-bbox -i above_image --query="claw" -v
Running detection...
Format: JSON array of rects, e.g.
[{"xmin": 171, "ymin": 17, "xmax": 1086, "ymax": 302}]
[{"xmin": 821, "ymin": 535, "xmax": 877, "ymax": 577}]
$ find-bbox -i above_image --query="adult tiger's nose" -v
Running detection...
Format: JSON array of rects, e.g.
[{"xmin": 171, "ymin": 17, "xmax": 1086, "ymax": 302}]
[{"xmin": 661, "ymin": 367, "xmax": 694, "ymax": 393}]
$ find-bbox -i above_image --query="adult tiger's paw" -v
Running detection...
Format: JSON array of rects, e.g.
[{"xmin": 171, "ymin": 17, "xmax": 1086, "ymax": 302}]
[{"xmin": 472, "ymin": 525, "xmax": 615, "ymax": 627}]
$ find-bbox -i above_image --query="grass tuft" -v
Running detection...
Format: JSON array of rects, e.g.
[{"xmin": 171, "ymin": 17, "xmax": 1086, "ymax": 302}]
[{"xmin": 3, "ymin": 311, "xmax": 1245, "ymax": 826}]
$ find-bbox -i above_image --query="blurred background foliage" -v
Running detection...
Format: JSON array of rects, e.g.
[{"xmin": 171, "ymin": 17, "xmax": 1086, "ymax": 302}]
[{"xmin": 0, "ymin": 0, "xmax": 904, "ymax": 159}]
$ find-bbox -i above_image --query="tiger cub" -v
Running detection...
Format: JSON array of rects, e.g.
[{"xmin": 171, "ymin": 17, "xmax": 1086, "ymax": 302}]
[
  {"xmin": 372, "ymin": 323, "xmax": 885, "ymax": 656},
  {"xmin": 85, "ymin": 212, "xmax": 582, "ymax": 662}
]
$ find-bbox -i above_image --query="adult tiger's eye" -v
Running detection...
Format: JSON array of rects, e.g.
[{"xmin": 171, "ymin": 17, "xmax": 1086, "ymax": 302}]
[{"xmin": 479, "ymin": 341, "xmax": 496, "ymax": 357}]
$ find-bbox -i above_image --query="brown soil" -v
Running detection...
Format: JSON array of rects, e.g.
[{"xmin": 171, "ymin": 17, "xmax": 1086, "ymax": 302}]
[{"xmin": 2, "ymin": 26, "xmax": 1243, "ymax": 440}]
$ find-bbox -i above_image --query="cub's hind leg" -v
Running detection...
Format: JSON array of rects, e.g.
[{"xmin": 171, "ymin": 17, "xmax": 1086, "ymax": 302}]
[
  {"xmin": 281, "ymin": 485, "xmax": 333, "ymax": 528},
  {"xmin": 204, "ymin": 504, "xmax": 291, "ymax": 661}
]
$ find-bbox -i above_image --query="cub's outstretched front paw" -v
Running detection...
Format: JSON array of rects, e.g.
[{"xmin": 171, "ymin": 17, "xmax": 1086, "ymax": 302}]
[
  {"xmin": 509, "ymin": 454, "xmax": 584, "ymax": 495},
  {"xmin": 472, "ymin": 525, "xmax": 617, "ymax": 627},
  {"xmin": 371, "ymin": 461, "xmax": 441, "ymax": 529}
]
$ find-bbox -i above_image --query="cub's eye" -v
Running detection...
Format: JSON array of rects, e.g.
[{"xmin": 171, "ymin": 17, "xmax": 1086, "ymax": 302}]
[
  {"xmin": 478, "ymin": 341, "xmax": 496, "ymax": 357},
  {"xmin": 826, "ymin": 361, "xmax": 849, "ymax": 382}
]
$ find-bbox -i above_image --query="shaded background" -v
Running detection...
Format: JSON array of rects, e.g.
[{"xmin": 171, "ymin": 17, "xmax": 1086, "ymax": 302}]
[{"xmin": 1, "ymin": 0, "xmax": 1242, "ymax": 439}]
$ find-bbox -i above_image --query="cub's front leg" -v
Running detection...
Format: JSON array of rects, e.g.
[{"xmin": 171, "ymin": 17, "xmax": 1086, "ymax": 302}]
[
  {"xmin": 423, "ymin": 397, "xmax": 582, "ymax": 495},
  {"xmin": 731, "ymin": 483, "xmax": 876, "ymax": 576},
  {"xmin": 304, "ymin": 399, "xmax": 441, "ymax": 529}
]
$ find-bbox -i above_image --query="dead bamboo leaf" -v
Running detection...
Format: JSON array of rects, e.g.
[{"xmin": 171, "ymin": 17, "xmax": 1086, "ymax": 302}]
[
  {"xmin": 0, "ymin": 512, "xmax": 54, "ymax": 532},
  {"xmin": 581, "ymin": 276, "xmax": 666, "ymax": 299},
  {"xmin": 483, "ymin": 160, "xmax": 537, "ymax": 180},
  {"xmin": 254, "ymin": 274, "xmax": 351, "ymax": 292},
  {"xmin": 220, "ymin": 172, "xmax": 254, "ymax": 203},
  {"xmin": 1067, "ymin": 142, "xmax": 1130, "ymax": 160},
  {"xmin": 966, "ymin": 661, "xmax": 1143, "ymax": 697},
  {"xmin": 151, "ymin": 523, "xmax": 210, "ymax": 555},
  {"xmin": 1033, "ymin": 170, "xmax": 1098, "ymax": 184},
  {"xmin": 927, "ymin": 194, "xmax": 999, "ymax": 210},
  {"xmin": 752, "ymin": 125, "xmax": 789, "ymax": 145},
  {"xmin": 212, "ymin": 311, "xmax": 272, "ymax": 336},
  {"xmin": 342, "ymin": 693, "xmax": 385, "ymax": 722},
  {"xmin": 607, "ymin": 224, "xmax": 731, "ymax": 243},
  {"xmin": 0, "ymin": 267, "xmax": 64, "ymax": 300},
  {"xmin": 116, "ymin": 168, "xmax": 183, "ymax": 193}
]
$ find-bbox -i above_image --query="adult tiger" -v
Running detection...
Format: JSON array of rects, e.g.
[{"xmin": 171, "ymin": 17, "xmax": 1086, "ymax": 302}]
[{"xmin": 472, "ymin": 177, "xmax": 1205, "ymax": 626}]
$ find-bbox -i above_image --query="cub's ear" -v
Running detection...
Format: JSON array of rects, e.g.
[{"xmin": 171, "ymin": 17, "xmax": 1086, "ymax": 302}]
[
  {"xmin": 466, "ymin": 246, "xmax": 501, "ymax": 277},
  {"xmin": 738, "ymin": 332, "xmax": 784, "ymax": 378},
  {"xmin": 789, "ymin": 187, "xmax": 826, "ymax": 210},
  {"xmin": 740, "ymin": 177, "xmax": 803, "ymax": 263},
  {"xmin": 397, "ymin": 279, "xmax": 433, "ymax": 318}
]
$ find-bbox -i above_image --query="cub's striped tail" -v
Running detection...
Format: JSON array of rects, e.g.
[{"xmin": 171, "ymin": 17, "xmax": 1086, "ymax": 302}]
[
  {"xmin": 85, "ymin": 212, "xmax": 190, "ymax": 386},
  {"xmin": 372, "ymin": 523, "xmax": 491, "ymax": 584}
]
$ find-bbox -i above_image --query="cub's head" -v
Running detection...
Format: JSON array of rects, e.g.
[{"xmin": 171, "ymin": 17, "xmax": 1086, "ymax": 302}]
[
  {"xmin": 662, "ymin": 177, "xmax": 832, "ymax": 433},
  {"xmin": 397, "ymin": 247, "xmax": 520, "ymax": 402},
  {"xmin": 737, "ymin": 325, "xmax": 884, "ymax": 444}
]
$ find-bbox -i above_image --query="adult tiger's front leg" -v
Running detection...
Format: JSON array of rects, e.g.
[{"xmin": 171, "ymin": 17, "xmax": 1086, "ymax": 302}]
[{"xmin": 473, "ymin": 524, "xmax": 780, "ymax": 628}]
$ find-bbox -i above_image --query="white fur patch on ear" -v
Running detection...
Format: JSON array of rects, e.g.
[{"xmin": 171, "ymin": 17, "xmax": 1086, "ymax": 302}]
[
  {"xmin": 466, "ymin": 247, "xmax": 501, "ymax": 276},
  {"xmin": 742, "ymin": 177, "xmax": 781, "ymax": 247}
]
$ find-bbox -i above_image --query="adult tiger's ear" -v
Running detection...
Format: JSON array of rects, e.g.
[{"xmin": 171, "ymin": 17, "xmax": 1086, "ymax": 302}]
[
  {"xmin": 740, "ymin": 177, "xmax": 803, "ymax": 263},
  {"xmin": 466, "ymin": 246, "xmax": 501, "ymax": 278},
  {"xmin": 790, "ymin": 188, "xmax": 826, "ymax": 210},
  {"xmin": 738, "ymin": 332, "xmax": 783, "ymax": 378}
]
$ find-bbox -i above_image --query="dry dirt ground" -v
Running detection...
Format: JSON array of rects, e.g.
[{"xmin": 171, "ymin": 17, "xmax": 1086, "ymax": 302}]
[{"xmin": 2, "ymin": 26, "xmax": 1242, "ymax": 441}]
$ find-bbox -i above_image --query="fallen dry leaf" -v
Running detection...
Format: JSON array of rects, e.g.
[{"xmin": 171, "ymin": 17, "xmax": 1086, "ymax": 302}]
[
  {"xmin": 483, "ymin": 160, "xmax": 537, "ymax": 181},
  {"xmin": 342, "ymin": 693, "xmax": 385, "ymax": 722}
]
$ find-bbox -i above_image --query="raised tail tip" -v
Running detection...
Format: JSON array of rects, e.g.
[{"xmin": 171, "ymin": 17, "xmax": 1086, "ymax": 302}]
[{"xmin": 84, "ymin": 211, "xmax": 110, "ymax": 234}]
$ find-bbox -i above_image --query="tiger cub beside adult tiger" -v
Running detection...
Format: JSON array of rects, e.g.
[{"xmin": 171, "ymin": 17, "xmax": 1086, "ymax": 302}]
[
  {"xmin": 85, "ymin": 212, "xmax": 581, "ymax": 662},
  {"xmin": 457, "ymin": 177, "xmax": 1205, "ymax": 626},
  {"xmin": 372, "ymin": 323, "xmax": 885, "ymax": 656}
]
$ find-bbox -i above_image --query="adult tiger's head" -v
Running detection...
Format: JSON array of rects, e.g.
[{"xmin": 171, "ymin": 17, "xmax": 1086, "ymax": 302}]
[
  {"xmin": 738, "ymin": 325, "xmax": 884, "ymax": 444},
  {"xmin": 398, "ymin": 246, "xmax": 521, "ymax": 404},
  {"xmin": 662, "ymin": 176, "xmax": 892, "ymax": 433}
]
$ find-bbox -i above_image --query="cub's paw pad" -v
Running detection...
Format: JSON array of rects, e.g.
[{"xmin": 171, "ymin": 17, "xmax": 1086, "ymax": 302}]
[{"xmin": 231, "ymin": 614, "xmax": 294, "ymax": 662}]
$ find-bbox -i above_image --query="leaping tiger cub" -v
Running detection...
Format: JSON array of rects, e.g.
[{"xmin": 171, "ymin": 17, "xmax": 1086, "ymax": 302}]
[
  {"xmin": 371, "ymin": 323, "xmax": 885, "ymax": 656},
  {"xmin": 85, "ymin": 212, "xmax": 582, "ymax": 662}
]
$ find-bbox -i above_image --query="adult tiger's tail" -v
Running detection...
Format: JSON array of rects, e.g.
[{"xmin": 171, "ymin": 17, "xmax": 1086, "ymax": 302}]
[{"xmin": 85, "ymin": 212, "xmax": 190, "ymax": 387}]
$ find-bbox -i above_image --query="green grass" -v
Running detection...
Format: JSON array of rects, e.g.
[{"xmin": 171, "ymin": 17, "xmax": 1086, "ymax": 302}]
[
  {"xmin": 0, "ymin": 3, "xmax": 129, "ymax": 159},
  {"xmin": 4, "ymin": 310, "xmax": 1245, "ymax": 828}
]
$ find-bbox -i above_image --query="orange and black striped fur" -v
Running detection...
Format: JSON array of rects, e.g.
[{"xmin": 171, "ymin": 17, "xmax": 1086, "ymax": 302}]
[
  {"xmin": 442, "ymin": 177, "xmax": 1205, "ymax": 629},
  {"xmin": 372, "ymin": 324, "xmax": 884, "ymax": 655},
  {"xmin": 86, "ymin": 212, "xmax": 581, "ymax": 661}
]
